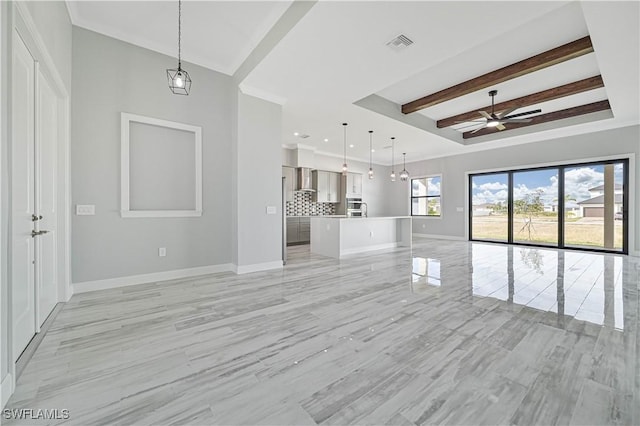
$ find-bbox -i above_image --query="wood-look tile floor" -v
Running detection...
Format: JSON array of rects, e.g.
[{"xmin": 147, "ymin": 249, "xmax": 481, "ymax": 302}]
[{"xmin": 6, "ymin": 239, "xmax": 640, "ymax": 425}]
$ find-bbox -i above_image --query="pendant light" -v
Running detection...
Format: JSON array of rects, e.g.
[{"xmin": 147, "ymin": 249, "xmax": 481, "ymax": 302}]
[
  {"xmin": 390, "ymin": 137, "xmax": 396, "ymax": 182},
  {"xmin": 166, "ymin": 0, "xmax": 192, "ymax": 95},
  {"xmin": 368, "ymin": 130, "xmax": 374, "ymax": 179},
  {"xmin": 342, "ymin": 123, "xmax": 348, "ymax": 175},
  {"xmin": 400, "ymin": 153, "xmax": 410, "ymax": 182}
]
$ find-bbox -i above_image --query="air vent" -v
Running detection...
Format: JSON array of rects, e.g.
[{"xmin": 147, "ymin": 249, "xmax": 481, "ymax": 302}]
[
  {"xmin": 386, "ymin": 34, "xmax": 414, "ymax": 51},
  {"xmin": 297, "ymin": 134, "xmax": 310, "ymax": 139}
]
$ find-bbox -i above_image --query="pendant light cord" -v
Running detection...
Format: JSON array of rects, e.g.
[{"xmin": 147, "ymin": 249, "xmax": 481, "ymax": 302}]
[
  {"xmin": 343, "ymin": 123, "xmax": 347, "ymax": 165},
  {"xmin": 178, "ymin": 0, "xmax": 182, "ymax": 69},
  {"xmin": 369, "ymin": 131, "xmax": 373, "ymax": 168},
  {"xmin": 391, "ymin": 137, "xmax": 395, "ymax": 172}
]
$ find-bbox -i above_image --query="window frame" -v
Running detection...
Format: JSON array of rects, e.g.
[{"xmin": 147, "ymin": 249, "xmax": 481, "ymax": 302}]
[
  {"xmin": 468, "ymin": 159, "xmax": 629, "ymax": 254},
  {"xmin": 411, "ymin": 174, "xmax": 442, "ymax": 218}
]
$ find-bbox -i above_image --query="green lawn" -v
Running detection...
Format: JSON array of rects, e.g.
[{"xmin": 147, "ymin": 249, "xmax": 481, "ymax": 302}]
[{"xmin": 472, "ymin": 215, "xmax": 623, "ymax": 249}]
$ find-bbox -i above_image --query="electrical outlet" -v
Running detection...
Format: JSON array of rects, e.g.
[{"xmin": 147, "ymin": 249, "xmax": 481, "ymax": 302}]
[
  {"xmin": 158, "ymin": 247, "xmax": 166, "ymax": 257},
  {"xmin": 76, "ymin": 204, "xmax": 95, "ymax": 215},
  {"xmin": 369, "ymin": 231, "xmax": 374, "ymax": 237},
  {"xmin": 266, "ymin": 206, "xmax": 277, "ymax": 215},
  {"xmin": 456, "ymin": 207, "xmax": 464, "ymax": 212},
  {"xmin": 422, "ymin": 223, "xmax": 426, "ymax": 229}
]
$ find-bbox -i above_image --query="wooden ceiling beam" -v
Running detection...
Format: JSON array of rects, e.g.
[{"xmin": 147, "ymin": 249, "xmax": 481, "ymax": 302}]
[
  {"xmin": 462, "ymin": 100, "xmax": 610, "ymax": 139},
  {"xmin": 436, "ymin": 75, "xmax": 604, "ymax": 129},
  {"xmin": 402, "ymin": 36, "xmax": 594, "ymax": 114}
]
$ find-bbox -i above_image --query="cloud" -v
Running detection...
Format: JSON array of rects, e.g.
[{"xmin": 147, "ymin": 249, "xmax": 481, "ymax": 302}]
[
  {"xmin": 472, "ymin": 165, "xmax": 622, "ymax": 207},
  {"xmin": 479, "ymin": 182, "xmax": 507, "ymax": 191},
  {"xmin": 564, "ymin": 167, "xmax": 604, "ymax": 202}
]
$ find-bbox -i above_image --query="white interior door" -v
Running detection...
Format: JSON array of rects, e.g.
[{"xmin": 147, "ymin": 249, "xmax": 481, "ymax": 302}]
[
  {"xmin": 36, "ymin": 68, "xmax": 58, "ymax": 325},
  {"xmin": 11, "ymin": 31, "xmax": 36, "ymax": 360}
]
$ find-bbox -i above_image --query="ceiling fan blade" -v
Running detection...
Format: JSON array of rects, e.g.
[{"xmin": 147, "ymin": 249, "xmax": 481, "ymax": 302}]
[
  {"xmin": 478, "ymin": 110, "xmax": 493, "ymax": 120},
  {"xmin": 503, "ymin": 109, "xmax": 542, "ymax": 119},
  {"xmin": 496, "ymin": 123, "xmax": 507, "ymax": 131},
  {"xmin": 501, "ymin": 118, "xmax": 532, "ymax": 123},
  {"xmin": 454, "ymin": 119, "xmax": 486, "ymax": 124},
  {"xmin": 456, "ymin": 122, "xmax": 485, "ymax": 130},
  {"xmin": 470, "ymin": 125, "xmax": 487, "ymax": 134},
  {"xmin": 497, "ymin": 108, "xmax": 518, "ymax": 118}
]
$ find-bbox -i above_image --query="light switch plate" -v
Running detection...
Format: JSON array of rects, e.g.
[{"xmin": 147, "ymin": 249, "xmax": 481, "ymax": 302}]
[
  {"xmin": 158, "ymin": 247, "xmax": 166, "ymax": 257},
  {"xmin": 266, "ymin": 206, "xmax": 277, "ymax": 215},
  {"xmin": 76, "ymin": 204, "xmax": 95, "ymax": 215}
]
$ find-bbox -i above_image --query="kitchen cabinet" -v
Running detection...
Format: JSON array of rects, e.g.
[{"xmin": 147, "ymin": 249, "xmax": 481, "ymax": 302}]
[
  {"xmin": 286, "ymin": 217, "xmax": 310, "ymax": 245},
  {"xmin": 345, "ymin": 172, "xmax": 363, "ymax": 198},
  {"xmin": 282, "ymin": 166, "xmax": 295, "ymax": 202},
  {"xmin": 312, "ymin": 170, "xmax": 340, "ymax": 203}
]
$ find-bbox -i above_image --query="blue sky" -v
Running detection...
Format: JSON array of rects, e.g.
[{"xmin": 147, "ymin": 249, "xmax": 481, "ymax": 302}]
[{"xmin": 472, "ymin": 163, "xmax": 624, "ymax": 206}]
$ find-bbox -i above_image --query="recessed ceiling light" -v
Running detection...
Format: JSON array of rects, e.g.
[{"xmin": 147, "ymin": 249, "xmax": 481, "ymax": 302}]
[
  {"xmin": 324, "ymin": 138, "xmax": 329, "ymax": 142},
  {"xmin": 371, "ymin": 149, "xmax": 376, "ymax": 153},
  {"xmin": 349, "ymin": 144, "xmax": 354, "ymax": 148},
  {"xmin": 293, "ymin": 132, "xmax": 299, "ymax": 136}
]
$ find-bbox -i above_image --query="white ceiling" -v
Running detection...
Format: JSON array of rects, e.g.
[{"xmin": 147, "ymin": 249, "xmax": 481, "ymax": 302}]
[
  {"xmin": 66, "ymin": 1, "xmax": 640, "ymax": 166},
  {"xmin": 66, "ymin": 0, "xmax": 292, "ymax": 75}
]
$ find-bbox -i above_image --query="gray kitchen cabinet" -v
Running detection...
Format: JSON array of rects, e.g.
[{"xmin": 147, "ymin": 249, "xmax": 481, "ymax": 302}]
[
  {"xmin": 286, "ymin": 217, "xmax": 310, "ymax": 245},
  {"xmin": 282, "ymin": 166, "xmax": 295, "ymax": 202},
  {"xmin": 345, "ymin": 172, "xmax": 363, "ymax": 198},
  {"xmin": 299, "ymin": 217, "xmax": 310, "ymax": 242},
  {"xmin": 312, "ymin": 170, "xmax": 340, "ymax": 203},
  {"xmin": 286, "ymin": 217, "xmax": 299, "ymax": 244}
]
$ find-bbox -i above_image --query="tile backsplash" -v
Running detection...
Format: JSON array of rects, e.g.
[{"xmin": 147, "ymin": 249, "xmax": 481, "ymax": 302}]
[{"xmin": 287, "ymin": 191, "xmax": 336, "ymax": 216}]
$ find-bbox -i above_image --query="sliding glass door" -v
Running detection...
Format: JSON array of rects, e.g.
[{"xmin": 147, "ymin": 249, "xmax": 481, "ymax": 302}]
[
  {"xmin": 563, "ymin": 162, "xmax": 626, "ymax": 251},
  {"xmin": 470, "ymin": 173, "xmax": 508, "ymax": 242},
  {"xmin": 470, "ymin": 159, "xmax": 628, "ymax": 254},
  {"xmin": 512, "ymin": 169, "xmax": 559, "ymax": 246}
]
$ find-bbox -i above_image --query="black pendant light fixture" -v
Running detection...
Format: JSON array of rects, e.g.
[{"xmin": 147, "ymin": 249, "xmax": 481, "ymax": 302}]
[
  {"xmin": 400, "ymin": 153, "xmax": 410, "ymax": 182},
  {"xmin": 342, "ymin": 123, "xmax": 348, "ymax": 175},
  {"xmin": 368, "ymin": 130, "xmax": 374, "ymax": 179},
  {"xmin": 390, "ymin": 137, "xmax": 396, "ymax": 182},
  {"xmin": 166, "ymin": 0, "xmax": 192, "ymax": 95}
]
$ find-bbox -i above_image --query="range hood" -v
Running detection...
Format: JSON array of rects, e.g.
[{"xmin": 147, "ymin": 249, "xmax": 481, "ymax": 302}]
[{"xmin": 296, "ymin": 168, "xmax": 315, "ymax": 192}]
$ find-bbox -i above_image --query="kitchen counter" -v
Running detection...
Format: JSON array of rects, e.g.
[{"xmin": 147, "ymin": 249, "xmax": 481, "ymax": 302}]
[{"xmin": 310, "ymin": 216, "xmax": 412, "ymax": 258}]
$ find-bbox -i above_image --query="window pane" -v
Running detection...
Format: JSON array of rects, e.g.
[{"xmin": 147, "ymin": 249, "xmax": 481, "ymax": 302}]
[
  {"xmin": 428, "ymin": 176, "xmax": 441, "ymax": 196},
  {"xmin": 471, "ymin": 173, "xmax": 508, "ymax": 241},
  {"xmin": 564, "ymin": 162, "xmax": 624, "ymax": 251},
  {"xmin": 512, "ymin": 169, "xmax": 558, "ymax": 246},
  {"xmin": 427, "ymin": 197, "xmax": 440, "ymax": 216},
  {"xmin": 412, "ymin": 198, "xmax": 426, "ymax": 215},
  {"xmin": 412, "ymin": 178, "xmax": 427, "ymax": 197}
]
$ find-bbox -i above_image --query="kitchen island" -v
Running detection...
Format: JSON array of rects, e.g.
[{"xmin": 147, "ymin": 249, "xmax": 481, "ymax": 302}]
[{"xmin": 310, "ymin": 216, "xmax": 412, "ymax": 258}]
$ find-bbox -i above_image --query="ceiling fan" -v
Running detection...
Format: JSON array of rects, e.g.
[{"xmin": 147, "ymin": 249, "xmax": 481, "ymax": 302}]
[{"xmin": 459, "ymin": 90, "xmax": 541, "ymax": 133}]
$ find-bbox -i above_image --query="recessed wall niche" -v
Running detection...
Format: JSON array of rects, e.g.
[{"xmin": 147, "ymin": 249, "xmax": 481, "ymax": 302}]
[{"xmin": 120, "ymin": 113, "xmax": 202, "ymax": 217}]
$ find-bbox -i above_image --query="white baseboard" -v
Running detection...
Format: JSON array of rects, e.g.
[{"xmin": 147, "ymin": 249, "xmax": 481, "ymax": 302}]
[
  {"xmin": 1, "ymin": 373, "xmax": 14, "ymax": 409},
  {"xmin": 72, "ymin": 263, "xmax": 234, "ymax": 294},
  {"xmin": 233, "ymin": 260, "xmax": 283, "ymax": 274},
  {"xmin": 340, "ymin": 243, "xmax": 398, "ymax": 257},
  {"xmin": 412, "ymin": 233, "xmax": 466, "ymax": 241}
]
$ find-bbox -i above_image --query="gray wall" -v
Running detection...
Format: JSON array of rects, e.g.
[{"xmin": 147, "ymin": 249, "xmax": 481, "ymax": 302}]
[
  {"xmin": 71, "ymin": 27, "xmax": 233, "ymax": 283},
  {"xmin": 235, "ymin": 91, "xmax": 283, "ymax": 267},
  {"xmin": 390, "ymin": 125, "xmax": 640, "ymax": 252}
]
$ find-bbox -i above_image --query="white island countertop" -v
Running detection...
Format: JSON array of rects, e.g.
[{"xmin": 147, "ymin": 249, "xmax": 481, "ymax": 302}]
[{"xmin": 311, "ymin": 216, "xmax": 412, "ymax": 258}]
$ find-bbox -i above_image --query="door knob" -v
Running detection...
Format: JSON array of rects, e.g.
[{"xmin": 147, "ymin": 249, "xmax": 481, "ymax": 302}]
[{"xmin": 31, "ymin": 230, "xmax": 49, "ymax": 238}]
